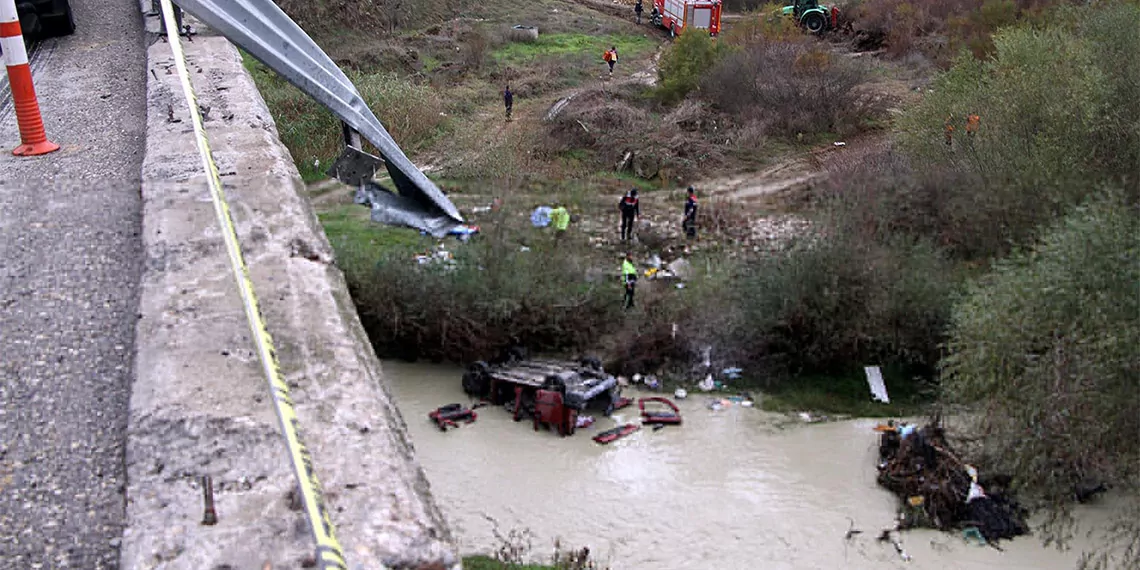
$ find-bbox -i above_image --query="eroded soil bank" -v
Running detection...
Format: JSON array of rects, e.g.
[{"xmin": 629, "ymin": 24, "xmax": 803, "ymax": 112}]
[{"xmin": 388, "ymin": 360, "xmax": 1116, "ymax": 570}]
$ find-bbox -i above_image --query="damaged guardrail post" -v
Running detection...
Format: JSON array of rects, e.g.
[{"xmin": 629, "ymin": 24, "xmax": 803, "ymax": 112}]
[{"xmin": 341, "ymin": 122, "xmax": 361, "ymax": 150}]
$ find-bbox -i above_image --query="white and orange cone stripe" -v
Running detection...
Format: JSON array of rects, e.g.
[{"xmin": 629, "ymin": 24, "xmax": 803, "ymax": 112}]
[{"xmin": 0, "ymin": 0, "xmax": 58, "ymax": 156}]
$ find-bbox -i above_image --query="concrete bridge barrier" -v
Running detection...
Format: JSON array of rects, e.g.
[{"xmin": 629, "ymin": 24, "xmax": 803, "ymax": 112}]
[{"xmin": 122, "ymin": 10, "xmax": 457, "ymax": 570}]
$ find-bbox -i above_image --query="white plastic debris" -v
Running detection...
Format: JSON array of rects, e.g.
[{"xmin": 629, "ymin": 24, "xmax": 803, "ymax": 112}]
[{"xmin": 698, "ymin": 374, "xmax": 715, "ymax": 392}]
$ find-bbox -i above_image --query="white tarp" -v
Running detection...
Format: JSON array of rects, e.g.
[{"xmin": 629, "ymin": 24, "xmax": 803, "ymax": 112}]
[{"xmin": 864, "ymin": 365, "xmax": 890, "ymax": 403}]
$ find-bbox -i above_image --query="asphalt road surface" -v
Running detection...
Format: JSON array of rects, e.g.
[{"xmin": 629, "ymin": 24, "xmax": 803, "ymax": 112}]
[{"xmin": 0, "ymin": 0, "xmax": 147, "ymax": 567}]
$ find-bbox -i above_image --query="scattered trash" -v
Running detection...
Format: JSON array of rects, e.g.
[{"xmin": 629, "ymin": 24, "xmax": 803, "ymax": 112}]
[
  {"xmin": 666, "ymin": 257, "xmax": 694, "ymax": 280},
  {"xmin": 594, "ymin": 423, "xmax": 639, "ymax": 444},
  {"xmin": 647, "ymin": 254, "xmax": 662, "ymax": 269},
  {"xmin": 576, "ymin": 415, "xmax": 596, "ymax": 429},
  {"xmin": 447, "ymin": 225, "xmax": 479, "ymax": 242},
  {"xmin": 707, "ymin": 398, "xmax": 735, "ymax": 411},
  {"xmin": 864, "ymin": 366, "xmax": 890, "ymax": 403},
  {"xmin": 643, "ymin": 375, "xmax": 660, "ymax": 390},
  {"xmin": 833, "ymin": 141, "xmax": 847, "ymax": 147},
  {"xmin": 675, "ymin": 283, "xmax": 686, "ymax": 289},
  {"xmin": 698, "ymin": 374, "xmax": 715, "ymax": 392},
  {"xmin": 429, "ymin": 403, "xmax": 478, "ymax": 431},
  {"xmin": 877, "ymin": 422, "xmax": 1029, "ymax": 542},
  {"xmin": 530, "ymin": 206, "xmax": 552, "ymax": 227},
  {"xmin": 797, "ymin": 411, "xmax": 828, "ymax": 423},
  {"xmin": 962, "ymin": 526, "xmax": 987, "ymax": 546},
  {"xmin": 721, "ymin": 367, "xmax": 743, "ymax": 380},
  {"xmin": 673, "ymin": 388, "xmax": 688, "ymax": 400},
  {"xmin": 519, "ymin": 246, "xmax": 531, "ymax": 252}
]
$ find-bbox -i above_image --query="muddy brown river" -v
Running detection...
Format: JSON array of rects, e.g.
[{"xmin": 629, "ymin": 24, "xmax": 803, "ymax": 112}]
[{"xmin": 386, "ymin": 361, "xmax": 1115, "ymax": 570}]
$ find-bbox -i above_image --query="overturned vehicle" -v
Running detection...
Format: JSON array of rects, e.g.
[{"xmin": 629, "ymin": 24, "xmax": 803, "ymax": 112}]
[{"xmin": 461, "ymin": 351, "xmax": 620, "ymax": 437}]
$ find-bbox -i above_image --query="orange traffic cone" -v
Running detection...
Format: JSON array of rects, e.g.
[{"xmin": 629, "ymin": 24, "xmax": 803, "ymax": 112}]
[{"xmin": 1, "ymin": 0, "xmax": 59, "ymax": 156}]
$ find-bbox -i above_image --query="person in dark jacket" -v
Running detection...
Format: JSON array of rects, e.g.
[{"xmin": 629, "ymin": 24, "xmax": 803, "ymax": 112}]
[
  {"xmin": 503, "ymin": 85, "xmax": 513, "ymax": 121},
  {"xmin": 682, "ymin": 186, "xmax": 698, "ymax": 239},
  {"xmin": 634, "ymin": 0, "xmax": 644, "ymax": 24},
  {"xmin": 619, "ymin": 188, "xmax": 640, "ymax": 241}
]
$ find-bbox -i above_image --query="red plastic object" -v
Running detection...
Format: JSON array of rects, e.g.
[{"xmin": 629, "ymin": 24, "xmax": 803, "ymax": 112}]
[
  {"xmin": 639, "ymin": 397, "xmax": 683, "ymax": 425},
  {"xmin": 593, "ymin": 423, "xmax": 640, "ymax": 444},
  {"xmin": 534, "ymin": 390, "xmax": 569, "ymax": 436}
]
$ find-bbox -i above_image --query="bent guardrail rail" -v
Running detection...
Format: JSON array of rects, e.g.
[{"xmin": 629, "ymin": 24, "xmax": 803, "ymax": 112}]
[{"xmin": 173, "ymin": 0, "xmax": 463, "ymax": 223}]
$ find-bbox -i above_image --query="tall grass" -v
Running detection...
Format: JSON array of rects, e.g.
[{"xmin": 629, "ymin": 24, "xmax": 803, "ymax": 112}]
[{"xmin": 245, "ymin": 55, "xmax": 448, "ymax": 181}]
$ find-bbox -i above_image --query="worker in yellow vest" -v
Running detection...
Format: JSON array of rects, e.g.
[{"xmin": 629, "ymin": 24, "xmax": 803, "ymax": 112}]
[
  {"xmin": 622, "ymin": 253, "xmax": 638, "ymax": 309},
  {"xmin": 549, "ymin": 202, "xmax": 570, "ymax": 242}
]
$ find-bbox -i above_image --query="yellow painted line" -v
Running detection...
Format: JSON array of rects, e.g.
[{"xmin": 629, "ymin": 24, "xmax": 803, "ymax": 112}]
[{"xmin": 158, "ymin": 2, "xmax": 349, "ymax": 568}]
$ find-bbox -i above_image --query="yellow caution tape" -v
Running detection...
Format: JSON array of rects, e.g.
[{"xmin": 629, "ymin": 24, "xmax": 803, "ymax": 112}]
[{"xmin": 158, "ymin": 2, "xmax": 348, "ymax": 568}]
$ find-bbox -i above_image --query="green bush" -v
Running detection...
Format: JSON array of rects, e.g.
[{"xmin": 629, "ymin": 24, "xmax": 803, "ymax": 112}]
[
  {"xmin": 338, "ymin": 226, "xmax": 623, "ymax": 362},
  {"xmin": 941, "ymin": 191, "xmax": 1139, "ymax": 568},
  {"xmin": 735, "ymin": 226, "xmax": 957, "ymax": 378},
  {"xmin": 655, "ymin": 30, "xmax": 728, "ymax": 104}
]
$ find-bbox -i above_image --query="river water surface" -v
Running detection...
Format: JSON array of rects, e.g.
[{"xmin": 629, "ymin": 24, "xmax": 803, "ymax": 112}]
[{"xmin": 386, "ymin": 361, "xmax": 1112, "ymax": 570}]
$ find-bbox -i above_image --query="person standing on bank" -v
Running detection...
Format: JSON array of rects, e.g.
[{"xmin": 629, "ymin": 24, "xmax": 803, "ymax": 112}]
[
  {"xmin": 619, "ymin": 188, "xmax": 640, "ymax": 242},
  {"xmin": 622, "ymin": 253, "xmax": 638, "ymax": 309},
  {"xmin": 635, "ymin": 0, "xmax": 644, "ymax": 24},
  {"xmin": 503, "ymin": 85, "xmax": 513, "ymax": 122},
  {"xmin": 682, "ymin": 186, "xmax": 698, "ymax": 239}
]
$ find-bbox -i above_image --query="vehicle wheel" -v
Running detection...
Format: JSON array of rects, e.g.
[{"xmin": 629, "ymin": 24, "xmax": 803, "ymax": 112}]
[
  {"xmin": 16, "ymin": 4, "xmax": 41, "ymax": 41},
  {"xmin": 461, "ymin": 361, "xmax": 491, "ymax": 397},
  {"xmin": 803, "ymin": 13, "xmax": 825, "ymax": 33},
  {"xmin": 579, "ymin": 356, "xmax": 602, "ymax": 371},
  {"xmin": 60, "ymin": 0, "xmax": 76, "ymax": 36}
]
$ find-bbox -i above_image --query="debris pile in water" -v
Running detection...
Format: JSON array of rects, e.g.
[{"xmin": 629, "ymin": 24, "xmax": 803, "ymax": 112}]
[{"xmin": 875, "ymin": 422, "xmax": 1029, "ymax": 543}]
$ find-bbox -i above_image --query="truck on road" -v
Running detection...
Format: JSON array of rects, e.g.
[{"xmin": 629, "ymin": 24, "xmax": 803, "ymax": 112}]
[
  {"xmin": 650, "ymin": 0, "xmax": 722, "ymax": 38},
  {"xmin": 15, "ymin": 0, "xmax": 74, "ymax": 42}
]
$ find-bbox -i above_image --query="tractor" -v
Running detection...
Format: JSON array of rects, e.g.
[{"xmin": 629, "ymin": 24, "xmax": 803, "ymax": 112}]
[{"xmin": 781, "ymin": 0, "xmax": 838, "ymax": 34}]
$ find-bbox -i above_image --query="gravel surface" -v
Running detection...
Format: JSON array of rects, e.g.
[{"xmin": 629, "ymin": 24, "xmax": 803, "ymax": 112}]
[{"xmin": 0, "ymin": 0, "xmax": 147, "ymax": 567}]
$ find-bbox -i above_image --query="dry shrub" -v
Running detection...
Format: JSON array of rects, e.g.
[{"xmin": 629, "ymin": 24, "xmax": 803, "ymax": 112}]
[
  {"xmin": 491, "ymin": 61, "xmax": 569, "ymax": 98},
  {"xmin": 700, "ymin": 198, "xmax": 754, "ymax": 242},
  {"xmin": 461, "ymin": 27, "xmax": 489, "ymax": 71},
  {"xmin": 544, "ymin": 88, "xmax": 652, "ymax": 161},
  {"xmin": 848, "ymin": 0, "xmax": 1059, "ymax": 60},
  {"xmin": 700, "ymin": 41, "xmax": 878, "ymax": 138}
]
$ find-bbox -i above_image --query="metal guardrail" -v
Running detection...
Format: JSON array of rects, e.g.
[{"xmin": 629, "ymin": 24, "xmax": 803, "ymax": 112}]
[{"xmin": 172, "ymin": 0, "xmax": 463, "ymax": 223}]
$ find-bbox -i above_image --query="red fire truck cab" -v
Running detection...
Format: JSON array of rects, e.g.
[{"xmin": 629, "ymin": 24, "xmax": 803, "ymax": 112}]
[{"xmin": 651, "ymin": 0, "xmax": 723, "ymax": 37}]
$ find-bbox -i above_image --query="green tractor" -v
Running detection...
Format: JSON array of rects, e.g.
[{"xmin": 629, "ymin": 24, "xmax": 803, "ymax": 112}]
[{"xmin": 781, "ymin": 0, "xmax": 838, "ymax": 34}]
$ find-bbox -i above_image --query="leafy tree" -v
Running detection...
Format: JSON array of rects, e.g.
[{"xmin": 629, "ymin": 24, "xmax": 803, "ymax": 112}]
[{"xmin": 942, "ymin": 191, "xmax": 1139, "ymax": 569}]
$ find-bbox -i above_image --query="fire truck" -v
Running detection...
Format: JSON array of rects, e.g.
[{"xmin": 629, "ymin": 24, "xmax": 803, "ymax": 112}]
[{"xmin": 650, "ymin": 0, "xmax": 722, "ymax": 38}]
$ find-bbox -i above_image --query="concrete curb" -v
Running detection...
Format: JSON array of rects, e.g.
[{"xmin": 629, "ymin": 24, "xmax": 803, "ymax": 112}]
[{"xmin": 122, "ymin": 10, "xmax": 457, "ymax": 570}]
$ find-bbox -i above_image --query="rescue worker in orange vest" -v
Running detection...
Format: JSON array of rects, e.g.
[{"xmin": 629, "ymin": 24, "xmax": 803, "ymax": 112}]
[
  {"xmin": 944, "ymin": 114, "xmax": 955, "ymax": 147},
  {"xmin": 619, "ymin": 188, "xmax": 640, "ymax": 242},
  {"xmin": 966, "ymin": 113, "xmax": 980, "ymax": 138},
  {"xmin": 603, "ymin": 46, "xmax": 618, "ymax": 77}
]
